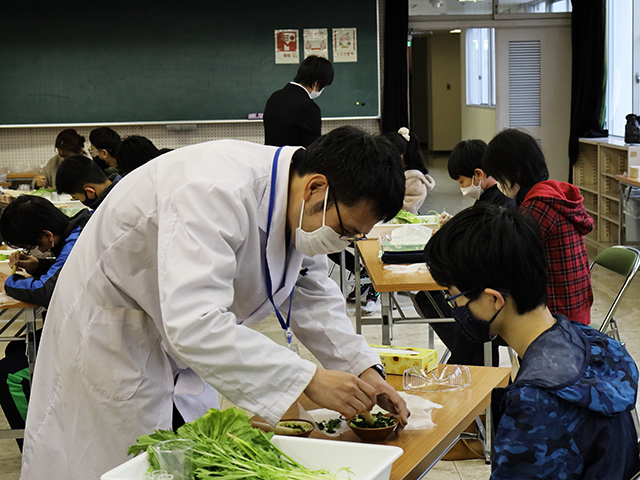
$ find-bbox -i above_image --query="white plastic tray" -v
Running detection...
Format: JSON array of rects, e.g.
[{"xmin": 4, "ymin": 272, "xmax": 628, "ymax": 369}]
[
  {"xmin": 101, "ymin": 435, "xmax": 403, "ymax": 480},
  {"xmin": 370, "ymin": 215, "xmax": 438, "ymax": 239}
]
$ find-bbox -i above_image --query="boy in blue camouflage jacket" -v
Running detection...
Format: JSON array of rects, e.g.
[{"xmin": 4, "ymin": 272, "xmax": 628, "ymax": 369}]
[{"xmin": 424, "ymin": 205, "xmax": 640, "ymax": 479}]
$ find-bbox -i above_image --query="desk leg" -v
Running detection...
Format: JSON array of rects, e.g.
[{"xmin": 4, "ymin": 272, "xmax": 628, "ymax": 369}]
[
  {"xmin": 25, "ymin": 308, "xmax": 37, "ymax": 382},
  {"xmin": 381, "ymin": 292, "xmax": 392, "ymax": 345},
  {"xmin": 355, "ymin": 247, "xmax": 362, "ymax": 334},
  {"xmin": 620, "ymin": 182, "xmax": 625, "ymax": 245}
]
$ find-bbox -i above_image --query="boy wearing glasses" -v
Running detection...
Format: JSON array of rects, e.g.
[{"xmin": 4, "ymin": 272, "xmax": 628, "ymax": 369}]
[{"xmin": 424, "ymin": 205, "xmax": 639, "ymax": 479}]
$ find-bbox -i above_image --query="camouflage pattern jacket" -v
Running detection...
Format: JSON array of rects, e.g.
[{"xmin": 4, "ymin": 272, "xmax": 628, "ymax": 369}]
[{"xmin": 491, "ymin": 315, "xmax": 640, "ymax": 479}]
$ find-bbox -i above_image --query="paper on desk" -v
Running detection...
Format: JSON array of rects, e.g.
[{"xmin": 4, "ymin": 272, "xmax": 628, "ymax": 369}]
[
  {"xmin": 399, "ymin": 391, "xmax": 442, "ymax": 430},
  {"xmin": 383, "ymin": 263, "xmax": 429, "ymax": 274}
]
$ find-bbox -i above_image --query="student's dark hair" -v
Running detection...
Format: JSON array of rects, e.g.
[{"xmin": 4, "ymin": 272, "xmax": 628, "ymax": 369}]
[
  {"xmin": 0, "ymin": 196, "xmax": 70, "ymax": 249},
  {"xmin": 293, "ymin": 55, "xmax": 334, "ymax": 90},
  {"xmin": 55, "ymin": 128, "xmax": 85, "ymax": 154},
  {"xmin": 423, "ymin": 205, "xmax": 548, "ymax": 314},
  {"xmin": 89, "ymin": 127, "xmax": 121, "ymax": 156},
  {"xmin": 115, "ymin": 135, "xmax": 161, "ymax": 174},
  {"xmin": 56, "ymin": 155, "xmax": 108, "ymax": 195},
  {"xmin": 291, "ymin": 126, "xmax": 405, "ymax": 222},
  {"xmin": 482, "ymin": 129, "xmax": 549, "ymax": 188},
  {"xmin": 385, "ymin": 130, "xmax": 428, "ymax": 175},
  {"xmin": 448, "ymin": 139, "xmax": 487, "ymax": 180}
]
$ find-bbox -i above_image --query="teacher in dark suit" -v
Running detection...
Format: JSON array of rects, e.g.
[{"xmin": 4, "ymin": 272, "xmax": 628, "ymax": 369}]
[{"xmin": 264, "ymin": 55, "xmax": 334, "ymax": 147}]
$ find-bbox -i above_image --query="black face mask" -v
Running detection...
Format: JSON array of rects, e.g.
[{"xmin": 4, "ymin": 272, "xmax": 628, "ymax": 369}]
[
  {"xmin": 93, "ymin": 156, "xmax": 107, "ymax": 171},
  {"xmin": 451, "ymin": 303, "xmax": 504, "ymax": 344},
  {"xmin": 81, "ymin": 188, "xmax": 98, "ymax": 209}
]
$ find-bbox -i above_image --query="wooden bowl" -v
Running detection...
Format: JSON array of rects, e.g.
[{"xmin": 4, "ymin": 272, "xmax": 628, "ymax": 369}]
[
  {"xmin": 276, "ymin": 419, "xmax": 315, "ymax": 437},
  {"xmin": 347, "ymin": 414, "xmax": 397, "ymax": 442}
]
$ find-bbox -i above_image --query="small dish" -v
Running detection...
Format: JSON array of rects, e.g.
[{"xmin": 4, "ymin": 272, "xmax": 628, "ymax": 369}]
[
  {"xmin": 276, "ymin": 419, "xmax": 315, "ymax": 437},
  {"xmin": 348, "ymin": 413, "xmax": 397, "ymax": 442}
]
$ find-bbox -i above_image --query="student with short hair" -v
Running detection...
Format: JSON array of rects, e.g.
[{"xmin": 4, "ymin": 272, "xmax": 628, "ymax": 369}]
[
  {"xmin": 114, "ymin": 135, "xmax": 163, "ymax": 175},
  {"xmin": 89, "ymin": 126, "xmax": 121, "ymax": 173},
  {"xmin": 264, "ymin": 55, "xmax": 335, "ymax": 147},
  {"xmin": 55, "ymin": 154, "xmax": 120, "ymax": 209},
  {"xmin": 33, "ymin": 129, "xmax": 86, "ymax": 189},
  {"xmin": 482, "ymin": 128, "xmax": 594, "ymax": 324},
  {"xmin": 424, "ymin": 205, "xmax": 640, "ymax": 480}
]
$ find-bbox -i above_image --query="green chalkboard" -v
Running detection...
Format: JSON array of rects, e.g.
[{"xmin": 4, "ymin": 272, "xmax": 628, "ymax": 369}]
[{"xmin": 0, "ymin": 1, "xmax": 379, "ymax": 125}]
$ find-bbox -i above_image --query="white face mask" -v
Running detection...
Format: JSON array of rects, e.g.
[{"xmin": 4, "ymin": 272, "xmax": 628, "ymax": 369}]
[
  {"xmin": 309, "ymin": 87, "xmax": 324, "ymax": 99},
  {"xmin": 295, "ymin": 186, "xmax": 350, "ymax": 257},
  {"xmin": 460, "ymin": 176, "xmax": 484, "ymax": 201}
]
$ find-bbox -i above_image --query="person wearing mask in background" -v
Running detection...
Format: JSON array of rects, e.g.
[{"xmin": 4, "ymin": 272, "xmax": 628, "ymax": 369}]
[
  {"xmin": 482, "ymin": 128, "xmax": 594, "ymax": 325},
  {"xmin": 56, "ymin": 155, "xmax": 120, "ymax": 210},
  {"xmin": 263, "ymin": 55, "xmax": 334, "ymax": 148},
  {"xmin": 89, "ymin": 127, "xmax": 121, "ymax": 178},
  {"xmin": 21, "ymin": 127, "xmax": 410, "ymax": 480},
  {"xmin": 33, "ymin": 129, "xmax": 86, "ymax": 189},
  {"xmin": 0, "ymin": 196, "xmax": 91, "ymax": 449},
  {"xmin": 115, "ymin": 135, "xmax": 168, "ymax": 175},
  {"xmin": 385, "ymin": 127, "xmax": 435, "ymax": 214}
]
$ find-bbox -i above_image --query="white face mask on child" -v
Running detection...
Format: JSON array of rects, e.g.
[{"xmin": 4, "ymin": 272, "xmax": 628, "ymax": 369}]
[{"xmin": 460, "ymin": 177, "xmax": 484, "ymax": 201}]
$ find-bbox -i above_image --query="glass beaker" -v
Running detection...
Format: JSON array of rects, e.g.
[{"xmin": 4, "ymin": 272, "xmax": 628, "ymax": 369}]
[{"xmin": 151, "ymin": 439, "xmax": 194, "ymax": 480}]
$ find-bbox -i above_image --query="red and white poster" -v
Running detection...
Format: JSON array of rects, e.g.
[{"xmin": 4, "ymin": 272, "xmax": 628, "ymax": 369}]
[
  {"xmin": 303, "ymin": 28, "xmax": 328, "ymax": 59},
  {"xmin": 274, "ymin": 29, "xmax": 299, "ymax": 64},
  {"xmin": 332, "ymin": 28, "xmax": 357, "ymax": 63}
]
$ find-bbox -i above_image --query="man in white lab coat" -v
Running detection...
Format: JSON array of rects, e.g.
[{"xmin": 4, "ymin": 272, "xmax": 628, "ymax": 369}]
[{"xmin": 21, "ymin": 127, "xmax": 410, "ymax": 479}]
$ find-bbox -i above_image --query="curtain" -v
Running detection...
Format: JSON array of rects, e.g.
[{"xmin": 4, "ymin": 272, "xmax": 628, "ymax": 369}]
[
  {"xmin": 381, "ymin": 1, "xmax": 409, "ymax": 134},
  {"xmin": 568, "ymin": 0, "xmax": 607, "ymax": 182}
]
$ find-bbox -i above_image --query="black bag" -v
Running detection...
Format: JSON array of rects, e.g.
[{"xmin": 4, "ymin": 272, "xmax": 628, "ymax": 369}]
[
  {"xmin": 380, "ymin": 250, "xmax": 424, "ymax": 264},
  {"xmin": 625, "ymin": 114, "xmax": 640, "ymax": 144}
]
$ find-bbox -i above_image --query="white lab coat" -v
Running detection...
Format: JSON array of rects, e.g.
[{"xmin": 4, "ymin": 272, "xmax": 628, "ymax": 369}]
[{"xmin": 21, "ymin": 140, "xmax": 380, "ymax": 480}]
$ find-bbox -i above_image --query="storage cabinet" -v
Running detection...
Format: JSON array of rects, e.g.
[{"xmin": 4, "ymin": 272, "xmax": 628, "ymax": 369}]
[{"xmin": 574, "ymin": 138, "xmax": 640, "ymax": 249}]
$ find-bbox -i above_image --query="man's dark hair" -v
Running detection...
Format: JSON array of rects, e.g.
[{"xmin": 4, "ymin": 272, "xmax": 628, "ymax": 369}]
[
  {"xmin": 448, "ymin": 139, "xmax": 487, "ymax": 180},
  {"xmin": 115, "ymin": 135, "xmax": 161, "ymax": 174},
  {"xmin": 0, "ymin": 196, "xmax": 70, "ymax": 249},
  {"xmin": 424, "ymin": 204, "xmax": 548, "ymax": 314},
  {"xmin": 482, "ymin": 129, "xmax": 549, "ymax": 188},
  {"xmin": 56, "ymin": 155, "xmax": 108, "ymax": 195},
  {"xmin": 293, "ymin": 55, "xmax": 334, "ymax": 90},
  {"xmin": 89, "ymin": 127, "xmax": 121, "ymax": 156},
  {"xmin": 55, "ymin": 129, "xmax": 85, "ymax": 154},
  {"xmin": 291, "ymin": 126, "xmax": 405, "ymax": 222}
]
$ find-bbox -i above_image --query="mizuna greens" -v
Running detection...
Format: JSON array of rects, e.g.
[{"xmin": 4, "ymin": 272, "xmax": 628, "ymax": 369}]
[{"xmin": 128, "ymin": 407, "xmax": 350, "ymax": 479}]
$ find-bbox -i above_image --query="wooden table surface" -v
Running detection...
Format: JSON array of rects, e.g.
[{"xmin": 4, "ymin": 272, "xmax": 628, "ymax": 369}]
[
  {"xmin": 282, "ymin": 365, "xmax": 510, "ymax": 480},
  {"xmin": 616, "ymin": 174, "xmax": 640, "ymax": 189},
  {"xmin": 356, "ymin": 240, "xmax": 441, "ymax": 293}
]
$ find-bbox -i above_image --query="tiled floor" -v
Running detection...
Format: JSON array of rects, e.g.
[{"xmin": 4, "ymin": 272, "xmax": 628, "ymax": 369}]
[{"xmin": 2, "ymin": 153, "xmax": 640, "ymax": 479}]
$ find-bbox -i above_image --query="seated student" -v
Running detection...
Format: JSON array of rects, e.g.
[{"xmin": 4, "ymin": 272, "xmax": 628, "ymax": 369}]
[
  {"xmin": 424, "ymin": 205, "xmax": 640, "ymax": 480},
  {"xmin": 115, "ymin": 135, "xmax": 164, "ymax": 175},
  {"xmin": 89, "ymin": 127, "xmax": 121, "ymax": 177},
  {"xmin": 56, "ymin": 155, "xmax": 120, "ymax": 210},
  {"xmin": 385, "ymin": 127, "xmax": 435, "ymax": 214},
  {"xmin": 482, "ymin": 128, "xmax": 593, "ymax": 324},
  {"xmin": 33, "ymin": 129, "xmax": 86, "ymax": 189},
  {"xmin": 0, "ymin": 196, "xmax": 91, "ymax": 449}
]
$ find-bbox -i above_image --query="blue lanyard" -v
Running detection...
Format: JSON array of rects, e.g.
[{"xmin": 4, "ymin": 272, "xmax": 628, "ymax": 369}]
[{"xmin": 265, "ymin": 147, "xmax": 295, "ymax": 345}]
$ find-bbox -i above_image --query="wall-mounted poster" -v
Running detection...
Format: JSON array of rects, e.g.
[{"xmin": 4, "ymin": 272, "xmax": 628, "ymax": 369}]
[
  {"xmin": 332, "ymin": 28, "xmax": 357, "ymax": 63},
  {"xmin": 303, "ymin": 28, "xmax": 328, "ymax": 59},
  {"xmin": 274, "ymin": 29, "xmax": 299, "ymax": 64}
]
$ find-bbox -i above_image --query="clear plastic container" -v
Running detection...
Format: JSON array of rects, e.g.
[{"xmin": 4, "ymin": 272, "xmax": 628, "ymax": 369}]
[{"xmin": 403, "ymin": 365, "xmax": 471, "ymax": 393}]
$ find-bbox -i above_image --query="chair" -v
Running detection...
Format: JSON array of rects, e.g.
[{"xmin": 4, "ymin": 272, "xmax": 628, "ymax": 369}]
[{"xmin": 589, "ymin": 246, "xmax": 640, "ymax": 346}]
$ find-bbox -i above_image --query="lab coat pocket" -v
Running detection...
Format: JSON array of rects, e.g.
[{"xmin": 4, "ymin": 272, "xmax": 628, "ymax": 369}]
[{"xmin": 76, "ymin": 307, "xmax": 162, "ymax": 401}]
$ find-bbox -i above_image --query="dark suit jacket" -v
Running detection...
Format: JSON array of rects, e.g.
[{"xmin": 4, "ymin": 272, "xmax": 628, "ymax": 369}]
[{"xmin": 263, "ymin": 83, "xmax": 321, "ymax": 147}]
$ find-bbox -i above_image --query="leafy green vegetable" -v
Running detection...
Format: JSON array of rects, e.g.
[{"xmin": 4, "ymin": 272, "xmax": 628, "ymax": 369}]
[
  {"xmin": 29, "ymin": 188, "xmax": 56, "ymax": 197},
  {"xmin": 393, "ymin": 209, "xmax": 430, "ymax": 224},
  {"xmin": 129, "ymin": 407, "xmax": 348, "ymax": 479},
  {"xmin": 315, "ymin": 417, "xmax": 344, "ymax": 434},
  {"xmin": 0, "ymin": 254, "xmax": 8, "ymax": 261},
  {"xmin": 349, "ymin": 412, "xmax": 396, "ymax": 429}
]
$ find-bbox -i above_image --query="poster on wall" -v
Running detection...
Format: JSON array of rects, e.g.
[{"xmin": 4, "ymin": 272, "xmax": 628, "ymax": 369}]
[
  {"xmin": 303, "ymin": 28, "xmax": 328, "ymax": 58},
  {"xmin": 332, "ymin": 28, "xmax": 357, "ymax": 63},
  {"xmin": 274, "ymin": 29, "xmax": 299, "ymax": 64}
]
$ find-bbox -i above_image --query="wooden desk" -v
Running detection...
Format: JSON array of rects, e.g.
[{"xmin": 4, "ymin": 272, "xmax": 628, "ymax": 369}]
[
  {"xmin": 355, "ymin": 240, "xmax": 445, "ymax": 345},
  {"xmin": 616, "ymin": 175, "xmax": 640, "ymax": 245},
  {"xmin": 283, "ymin": 365, "xmax": 510, "ymax": 480}
]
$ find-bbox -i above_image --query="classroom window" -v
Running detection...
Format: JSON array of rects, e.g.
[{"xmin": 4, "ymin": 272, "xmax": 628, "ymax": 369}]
[
  {"xmin": 497, "ymin": 0, "xmax": 572, "ymax": 14},
  {"xmin": 465, "ymin": 28, "xmax": 495, "ymax": 107}
]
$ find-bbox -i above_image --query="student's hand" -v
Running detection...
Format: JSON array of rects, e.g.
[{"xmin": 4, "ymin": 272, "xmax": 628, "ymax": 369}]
[
  {"xmin": 9, "ymin": 251, "xmax": 39, "ymax": 273},
  {"xmin": 437, "ymin": 211, "xmax": 453, "ymax": 227},
  {"xmin": 34, "ymin": 175, "xmax": 46, "ymax": 188},
  {"xmin": 359, "ymin": 367, "xmax": 411, "ymax": 433},
  {"xmin": 304, "ymin": 368, "xmax": 377, "ymax": 419}
]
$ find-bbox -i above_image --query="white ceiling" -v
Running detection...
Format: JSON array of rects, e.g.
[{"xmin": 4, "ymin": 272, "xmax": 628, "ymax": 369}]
[{"xmin": 409, "ymin": 0, "xmax": 492, "ymax": 16}]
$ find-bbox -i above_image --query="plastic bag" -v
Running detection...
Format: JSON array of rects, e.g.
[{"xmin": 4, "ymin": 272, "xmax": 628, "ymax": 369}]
[{"xmin": 403, "ymin": 365, "xmax": 471, "ymax": 393}]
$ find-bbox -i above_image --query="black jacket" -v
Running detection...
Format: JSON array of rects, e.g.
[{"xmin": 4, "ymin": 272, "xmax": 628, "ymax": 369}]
[{"xmin": 263, "ymin": 83, "xmax": 321, "ymax": 147}]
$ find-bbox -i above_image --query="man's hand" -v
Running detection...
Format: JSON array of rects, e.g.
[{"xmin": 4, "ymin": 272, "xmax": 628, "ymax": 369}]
[
  {"xmin": 437, "ymin": 211, "xmax": 453, "ymax": 227},
  {"xmin": 34, "ymin": 175, "xmax": 46, "ymax": 188},
  {"xmin": 9, "ymin": 251, "xmax": 39, "ymax": 273},
  {"xmin": 359, "ymin": 367, "xmax": 411, "ymax": 433},
  {"xmin": 303, "ymin": 368, "xmax": 377, "ymax": 419}
]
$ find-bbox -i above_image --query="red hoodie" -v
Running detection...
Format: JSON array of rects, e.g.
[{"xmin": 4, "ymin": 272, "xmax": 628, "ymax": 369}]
[{"xmin": 521, "ymin": 180, "xmax": 594, "ymax": 324}]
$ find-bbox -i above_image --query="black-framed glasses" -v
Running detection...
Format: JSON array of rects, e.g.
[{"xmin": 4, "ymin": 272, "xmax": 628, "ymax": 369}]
[
  {"xmin": 443, "ymin": 287, "xmax": 511, "ymax": 309},
  {"xmin": 328, "ymin": 185, "xmax": 368, "ymax": 242}
]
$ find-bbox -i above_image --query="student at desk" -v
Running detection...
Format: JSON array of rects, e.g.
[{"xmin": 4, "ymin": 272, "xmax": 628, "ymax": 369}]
[
  {"xmin": 89, "ymin": 126, "xmax": 121, "ymax": 177},
  {"xmin": 425, "ymin": 205, "xmax": 639, "ymax": 480},
  {"xmin": 33, "ymin": 129, "xmax": 86, "ymax": 189},
  {"xmin": 0, "ymin": 196, "xmax": 91, "ymax": 449},
  {"xmin": 55, "ymin": 155, "xmax": 121, "ymax": 210}
]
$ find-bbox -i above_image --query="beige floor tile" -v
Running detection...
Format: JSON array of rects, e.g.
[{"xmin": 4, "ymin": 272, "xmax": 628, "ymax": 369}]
[
  {"xmin": 453, "ymin": 459, "xmax": 492, "ymax": 480},
  {"xmin": 421, "ymin": 458, "xmax": 461, "ymax": 479}
]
